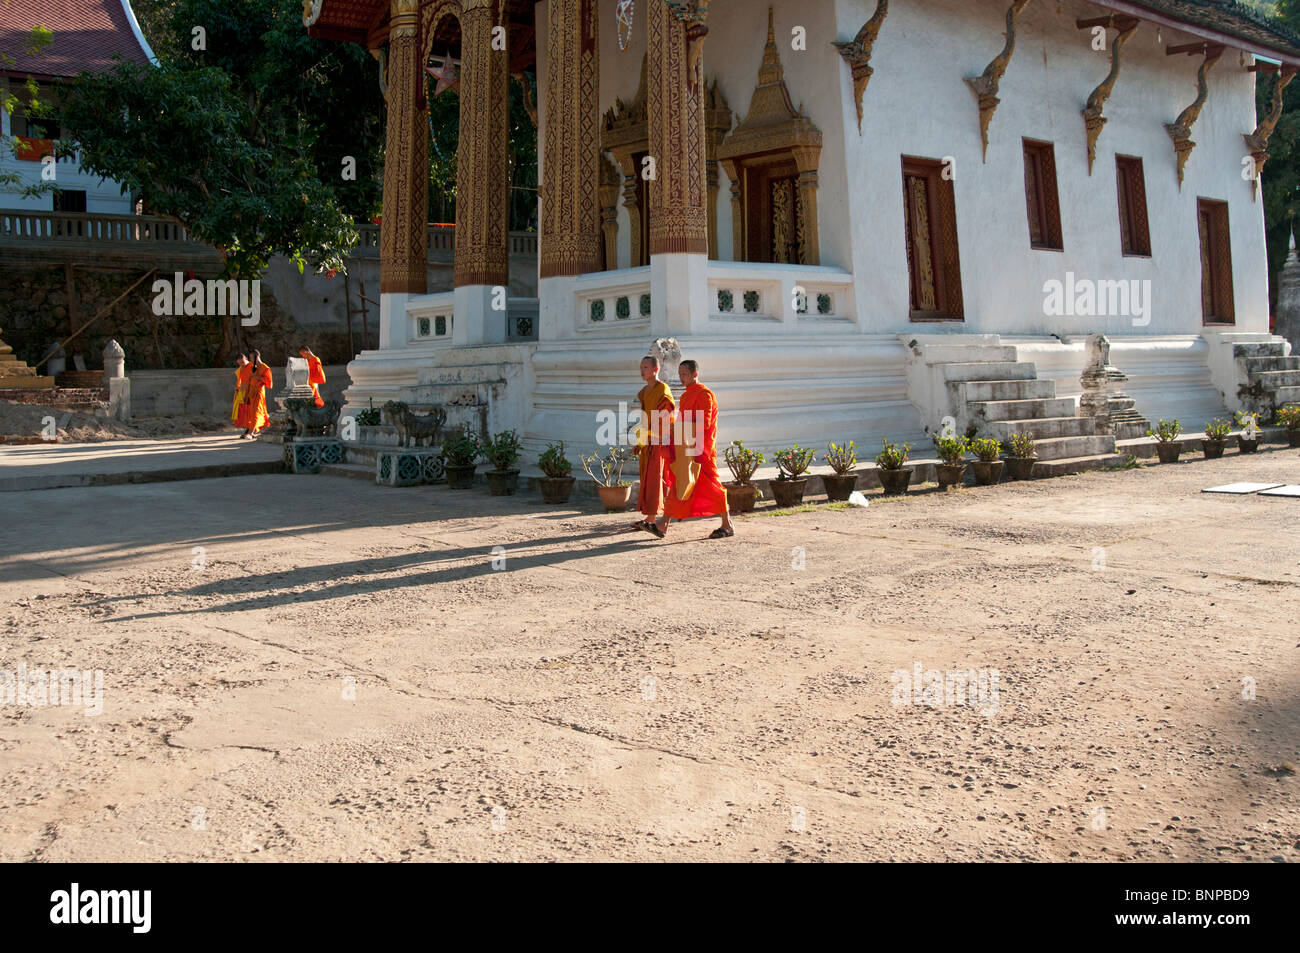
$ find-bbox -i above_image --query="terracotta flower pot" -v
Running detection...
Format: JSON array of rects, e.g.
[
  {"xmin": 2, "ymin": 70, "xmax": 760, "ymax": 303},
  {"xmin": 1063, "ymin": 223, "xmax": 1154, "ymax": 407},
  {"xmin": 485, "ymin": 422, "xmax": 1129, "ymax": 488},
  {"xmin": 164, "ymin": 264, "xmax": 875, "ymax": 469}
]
[
  {"xmin": 1155, "ymin": 443, "xmax": 1181, "ymax": 464},
  {"xmin": 821, "ymin": 472, "xmax": 859, "ymax": 502},
  {"xmin": 444, "ymin": 463, "xmax": 477, "ymax": 489},
  {"xmin": 1238, "ymin": 437, "xmax": 1259, "ymax": 454},
  {"xmin": 770, "ymin": 477, "xmax": 807, "ymax": 508},
  {"xmin": 1201, "ymin": 439, "xmax": 1225, "ymax": 460},
  {"xmin": 725, "ymin": 482, "xmax": 760, "ymax": 514},
  {"xmin": 539, "ymin": 476, "xmax": 575, "ymax": 504},
  {"xmin": 597, "ymin": 484, "xmax": 632, "ymax": 512},
  {"xmin": 878, "ymin": 467, "xmax": 913, "ymax": 496},
  {"xmin": 1005, "ymin": 456, "xmax": 1036, "ymax": 480},
  {"xmin": 971, "ymin": 460, "xmax": 1004, "ymax": 486},
  {"xmin": 485, "ymin": 468, "xmax": 520, "ymax": 496}
]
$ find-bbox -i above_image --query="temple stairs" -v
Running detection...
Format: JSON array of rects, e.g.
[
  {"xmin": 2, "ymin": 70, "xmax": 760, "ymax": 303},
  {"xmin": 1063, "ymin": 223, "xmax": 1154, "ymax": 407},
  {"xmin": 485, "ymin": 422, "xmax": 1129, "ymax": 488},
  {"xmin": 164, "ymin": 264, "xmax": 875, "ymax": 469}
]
[
  {"xmin": 1225, "ymin": 333, "xmax": 1300, "ymax": 418},
  {"xmin": 0, "ymin": 330, "xmax": 54, "ymax": 390},
  {"xmin": 906, "ymin": 335, "xmax": 1123, "ymax": 476}
]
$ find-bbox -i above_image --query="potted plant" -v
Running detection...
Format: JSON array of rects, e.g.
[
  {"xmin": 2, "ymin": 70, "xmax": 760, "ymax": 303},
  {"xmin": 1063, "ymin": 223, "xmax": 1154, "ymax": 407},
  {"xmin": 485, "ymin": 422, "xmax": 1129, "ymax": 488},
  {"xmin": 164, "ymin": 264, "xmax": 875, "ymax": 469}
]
[
  {"xmin": 935, "ymin": 435, "xmax": 968, "ymax": 489},
  {"xmin": 1201, "ymin": 418, "xmax": 1231, "ymax": 460},
  {"xmin": 538, "ymin": 441, "xmax": 576, "ymax": 504},
  {"xmin": 771, "ymin": 444, "xmax": 817, "ymax": 507},
  {"xmin": 1277, "ymin": 404, "xmax": 1300, "ymax": 448},
  {"xmin": 1235, "ymin": 410, "xmax": 1261, "ymax": 453},
  {"xmin": 1005, "ymin": 431, "xmax": 1037, "ymax": 480},
  {"xmin": 1148, "ymin": 418, "xmax": 1183, "ymax": 463},
  {"xmin": 969, "ymin": 437, "xmax": 1004, "ymax": 485},
  {"xmin": 581, "ymin": 446, "xmax": 635, "ymax": 512},
  {"xmin": 822, "ymin": 440, "xmax": 859, "ymax": 502},
  {"xmin": 483, "ymin": 429, "xmax": 523, "ymax": 495},
  {"xmin": 441, "ymin": 426, "xmax": 482, "ymax": 490},
  {"xmin": 723, "ymin": 440, "xmax": 765, "ymax": 514},
  {"xmin": 875, "ymin": 437, "xmax": 913, "ymax": 496}
]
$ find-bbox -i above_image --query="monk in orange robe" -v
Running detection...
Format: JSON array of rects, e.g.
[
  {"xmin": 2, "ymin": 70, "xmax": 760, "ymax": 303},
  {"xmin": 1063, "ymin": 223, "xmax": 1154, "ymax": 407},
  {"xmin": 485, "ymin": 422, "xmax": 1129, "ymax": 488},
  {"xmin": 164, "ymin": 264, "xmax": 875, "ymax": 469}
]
[
  {"xmin": 653, "ymin": 359, "xmax": 734, "ymax": 539},
  {"xmin": 300, "ymin": 346, "xmax": 325, "ymax": 407},
  {"xmin": 231, "ymin": 354, "xmax": 250, "ymax": 427},
  {"xmin": 236, "ymin": 350, "xmax": 272, "ymax": 438},
  {"xmin": 633, "ymin": 355, "xmax": 675, "ymax": 532}
]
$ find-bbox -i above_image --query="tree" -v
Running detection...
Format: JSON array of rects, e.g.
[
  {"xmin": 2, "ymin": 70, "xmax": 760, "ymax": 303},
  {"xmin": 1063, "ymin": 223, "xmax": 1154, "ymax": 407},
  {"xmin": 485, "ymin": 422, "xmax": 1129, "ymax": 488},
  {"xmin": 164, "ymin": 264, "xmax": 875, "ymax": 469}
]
[
  {"xmin": 1260, "ymin": 1, "xmax": 1300, "ymax": 313},
  {"xmin": 58, "ymin": 0, "xmax": 385, "ymax": 362},
  {"xmin": 0, "ymin": 0, "xmax": 54, "ymax": 199}
]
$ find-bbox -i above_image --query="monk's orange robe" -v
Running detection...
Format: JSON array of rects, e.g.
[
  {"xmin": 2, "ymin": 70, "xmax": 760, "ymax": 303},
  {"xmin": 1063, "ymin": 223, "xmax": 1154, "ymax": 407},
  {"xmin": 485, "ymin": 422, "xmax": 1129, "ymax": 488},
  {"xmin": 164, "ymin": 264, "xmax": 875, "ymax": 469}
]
[
  {"xmin": 637, "ymin": 380, "xmax": 674, "ymax": 518},
  {"xmin": 306, "ymin": 355, "xmax": 326, "ymax": 407},
  {"xmin": 664, "ymin": 382, "xmax": 728, "ymax": 520},
  {"xmin": 236, "ymin": 362, "xmax": 272, "ymax": 431},
  {"xmin": 231, "ymin": 365, "xmax": 250, "ymax": 425}
]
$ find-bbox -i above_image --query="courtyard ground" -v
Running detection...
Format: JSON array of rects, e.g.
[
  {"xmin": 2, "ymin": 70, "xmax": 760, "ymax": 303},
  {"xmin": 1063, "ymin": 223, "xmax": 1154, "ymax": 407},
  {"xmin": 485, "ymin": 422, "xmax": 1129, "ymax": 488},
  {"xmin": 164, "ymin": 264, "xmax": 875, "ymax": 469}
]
[{"xmin": 0, "ymin": 449, "xmax": 1297, "ymax": 862}]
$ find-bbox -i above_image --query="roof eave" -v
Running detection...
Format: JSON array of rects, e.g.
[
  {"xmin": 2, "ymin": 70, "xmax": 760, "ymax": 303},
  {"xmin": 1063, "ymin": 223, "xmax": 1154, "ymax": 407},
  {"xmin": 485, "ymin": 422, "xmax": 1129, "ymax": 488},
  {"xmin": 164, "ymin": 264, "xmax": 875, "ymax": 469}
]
[{"xmin": 1091, "ymin": 0, "xmax": 1300, "ymax": 66}]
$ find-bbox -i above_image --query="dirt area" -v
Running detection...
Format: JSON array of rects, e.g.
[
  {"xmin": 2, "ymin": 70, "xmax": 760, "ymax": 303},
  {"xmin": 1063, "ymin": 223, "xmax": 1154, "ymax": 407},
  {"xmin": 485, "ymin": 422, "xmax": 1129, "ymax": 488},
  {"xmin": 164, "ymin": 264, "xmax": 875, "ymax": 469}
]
[
  {"xmin": 0, "ymin": 449, "xmax": 1298, "ymax": 862},
  {"xmin": 0, "ymin": 400, "xmax": 228, "ymax": 443}
]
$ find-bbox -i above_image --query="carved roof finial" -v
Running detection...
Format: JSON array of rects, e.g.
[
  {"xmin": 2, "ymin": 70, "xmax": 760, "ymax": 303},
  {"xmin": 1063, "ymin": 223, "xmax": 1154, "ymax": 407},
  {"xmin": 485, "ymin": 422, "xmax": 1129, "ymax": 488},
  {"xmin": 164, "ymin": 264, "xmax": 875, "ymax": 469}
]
[{"xmin": 759, "ymin": 7, "xmax": 783, "ymax": 85}]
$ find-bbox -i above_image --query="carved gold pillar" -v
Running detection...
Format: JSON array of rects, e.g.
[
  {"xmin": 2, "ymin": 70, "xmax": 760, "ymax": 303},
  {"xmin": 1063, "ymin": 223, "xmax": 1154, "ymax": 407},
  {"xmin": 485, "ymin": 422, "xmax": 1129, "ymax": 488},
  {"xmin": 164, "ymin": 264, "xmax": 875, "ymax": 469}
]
[
  {"xmin": 454, "ymin": 0, "xmax": 511, "ymax": 288},
  {"xmin": 540, "ymin": 0, "xmax": 601, "ymax": 278},
  {"xmin": 726, "ymin": 172, "xmax": 743, "ymax": 262},
  {"xmin": 647, "ymin": 0, "xmax": 708, "ymax": 258},
  {"xmin": 380, "ymin": 0, "xmax": 428, "ymax": 294},
  {"xmin": 793, "ymin": 147, "xmax": 820, "ymax": 266},
  {"xmin": 599, "ymin": 154, "xmax": 621, "ymax": 270}
]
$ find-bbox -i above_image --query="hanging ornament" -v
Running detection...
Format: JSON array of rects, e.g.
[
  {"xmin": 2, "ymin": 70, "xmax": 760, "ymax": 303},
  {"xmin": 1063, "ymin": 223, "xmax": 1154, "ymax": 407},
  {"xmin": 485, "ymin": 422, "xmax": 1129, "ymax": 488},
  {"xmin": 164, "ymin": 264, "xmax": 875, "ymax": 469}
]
[
  {"xmin": 617, "ymin": 0, "xmax": 635, "ymax": 52},
  {"xmin": 426, "ymin": 56, "xmax": 461, "ymax": 97}
]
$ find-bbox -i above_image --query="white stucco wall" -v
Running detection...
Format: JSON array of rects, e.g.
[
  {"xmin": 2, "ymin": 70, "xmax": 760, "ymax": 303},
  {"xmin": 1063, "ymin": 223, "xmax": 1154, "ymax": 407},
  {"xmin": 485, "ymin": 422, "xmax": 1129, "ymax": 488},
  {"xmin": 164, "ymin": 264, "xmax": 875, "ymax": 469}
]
[{"xmin": 838, "ymin": 0, "xmax": 1269, "ymax": 336}]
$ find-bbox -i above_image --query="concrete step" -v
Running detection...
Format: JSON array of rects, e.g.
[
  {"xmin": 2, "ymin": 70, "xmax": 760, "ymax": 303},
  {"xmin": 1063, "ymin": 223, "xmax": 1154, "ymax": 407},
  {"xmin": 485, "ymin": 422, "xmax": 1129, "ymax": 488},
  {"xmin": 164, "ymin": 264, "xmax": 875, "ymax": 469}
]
[
  {"xmin": 1032, "ymin": 453, "xmax": 1127, "ymax": 477},
  {"xmin": 985, "ymin": 416, "xmax": 1096, "ymax": 441},
  {"xmin": 1272, "ymin": 386, "xmax": 1300, "ymax": 407},
  {"xmin": 345, "ymin": 445, "xmax": 381, "ymax": 466},
  {"xmin": 320, "ymin": 463, "xmax": 375, "ymax": 482},
  {"xmin": 1233, "ymin": 341, "xmax": 1287, "ymax": 359},
  {"xmin": 921, "ymin": 345, "xmax": 1018, "ymax": 364},
  {"xmin": 970, "ymin": 397, "xmax": 1077, "ymax": 421},
  {"xmin": 958, "ymin": 378, "xmax": 1057, "ymax": 401},
  {"xmin": 0, "ymin": 376, "xmax": 55, "ymax": 389},
  {"xmin": 1244, "ymin": 356, "xmax": 1300, "ymax": 373},
  {"xmin": 940, "ymin": 361, "xmax": 1037, "ymax": 383},
  {"xmin": 906, "ymin": 333, "xmax": 1003, "ymax": 347},
  {"xmin": 1033, "ymin": 434, "xmax": 1117, "ymax": 461},
  {"xmin": 1253, "ymin": 369, "xmax": 1300, "ymax": 388}
]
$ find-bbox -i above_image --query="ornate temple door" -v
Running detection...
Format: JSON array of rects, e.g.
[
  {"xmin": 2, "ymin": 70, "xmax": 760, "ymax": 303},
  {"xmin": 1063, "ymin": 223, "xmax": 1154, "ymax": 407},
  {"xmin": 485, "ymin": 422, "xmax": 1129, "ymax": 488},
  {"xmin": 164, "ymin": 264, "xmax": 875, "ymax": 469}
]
[
  {"xmin": 902, "ymin": 158, "xmax": 964, "ymax": 321},
  {"xmin": 741, "ymin": 160, "xmax": 804, "ymax": 264}
]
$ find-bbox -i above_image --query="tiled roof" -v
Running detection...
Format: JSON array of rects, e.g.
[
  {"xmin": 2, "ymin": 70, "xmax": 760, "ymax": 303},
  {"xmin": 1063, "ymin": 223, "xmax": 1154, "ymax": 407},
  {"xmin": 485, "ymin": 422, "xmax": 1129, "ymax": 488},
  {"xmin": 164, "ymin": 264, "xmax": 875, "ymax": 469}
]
[
  {"xmin": 1078, "ymin": 1, "xmax": 1300, "ymax": 60},
  {"xmin": 0, "ymin": 0, "xmax": 154, "ymax": 79}
]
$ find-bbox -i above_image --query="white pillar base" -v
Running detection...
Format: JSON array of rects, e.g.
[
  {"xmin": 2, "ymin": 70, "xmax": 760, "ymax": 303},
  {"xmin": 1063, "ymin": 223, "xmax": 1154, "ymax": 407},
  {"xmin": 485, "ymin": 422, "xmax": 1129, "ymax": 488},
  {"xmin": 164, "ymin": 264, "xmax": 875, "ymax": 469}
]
[
  {"xmin": 650, "ymin": 253, "xmax": 709, "ymax": 336},
  {"xmin": 454, "ymin": 285, "xmax": 508, "ymax": 347},
  {"xmin": 379, "ymin": 292, "xmax": 409, "ymax": 350}
]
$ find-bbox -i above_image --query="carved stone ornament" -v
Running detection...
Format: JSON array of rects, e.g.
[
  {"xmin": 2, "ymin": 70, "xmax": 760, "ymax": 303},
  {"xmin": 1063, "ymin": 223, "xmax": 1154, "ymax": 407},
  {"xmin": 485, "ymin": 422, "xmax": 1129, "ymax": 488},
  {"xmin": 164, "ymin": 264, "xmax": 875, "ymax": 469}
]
[
  {"xmin": 833, "ymin": 0, "xmax": 889, "ymax": 133},
  {"xmin": 1164, "ymin": 44, "xmax": 1223, "ymax": 190},
  {"xmin": 302, "ymin": 0, "xmax": 323, "ymax": 28},
  {"xmin": 1243, "ymin": 64, "xmax": 1297, "ymax": 201},
  {"xmin": 1081, "ymin": 16, "xmax": 1140, "ymax": 175},
  {"xmin": 965, "ymin": 0, "xmax": 1033, "ymax": 162}
]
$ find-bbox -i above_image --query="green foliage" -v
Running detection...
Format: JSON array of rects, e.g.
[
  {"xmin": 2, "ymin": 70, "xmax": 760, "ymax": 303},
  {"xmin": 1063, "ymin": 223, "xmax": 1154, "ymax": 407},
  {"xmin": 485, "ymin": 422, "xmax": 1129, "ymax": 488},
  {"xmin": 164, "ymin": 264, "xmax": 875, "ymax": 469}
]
[
  {"xmin": 538, "ymin": 441, "xmax": 572, "ymax": 478},
  {"xmin": 825, "ymin": 440, "xmax": 858, "ymax": 476},
  {"xmin": 483, "ymin": 429, "xmax": 523, "ymax": 470},
  {"xmin": 0, "ymin": 7, "xmax": 55, "ymax": 198},
  {"xmin": 773, "ymin": 444, "xmax": 817, "ymax": 479},
  {"xmin": 876, "ymin": 437, "xmax": 911, "ymax": 470},
  {"xmin": 1204, "ymin": 417, "xmax": 1232, "ymax": 440},
  {"xmin": 1147, "ymin": 419, "xmax": 1183, "ymax": 443},
  {"xmin": 1276, "ymin": 404, "xmax": 1300, "ymax": 430},
  {"xmin": 935, "ymin": 435, "xmax": 968, "ymax": 465},
  {"xmin": 724, "ymin": 440, "xmax": 764, "ymax": 484},
  {"xmin": 580, "ymin": 445, "xmax": 633, "ymax": 487},
  {"xmin": 441, "ymin": 425, "xmax": 482, "ymax": 468},
  {"xmin": 1008, "ymin": 431, "xmax": 1037, "ymax": 458},
  {"xmin": 969, "ymin": 437, "xmax": 1002, "ymax": 462},
  {"xmin": 355, "ymin": 408, "xmax": 381, "ymax": 426},
  {"xmin": 1235, "ymin": 410, "xmax": 1262, "ymax": 430}
]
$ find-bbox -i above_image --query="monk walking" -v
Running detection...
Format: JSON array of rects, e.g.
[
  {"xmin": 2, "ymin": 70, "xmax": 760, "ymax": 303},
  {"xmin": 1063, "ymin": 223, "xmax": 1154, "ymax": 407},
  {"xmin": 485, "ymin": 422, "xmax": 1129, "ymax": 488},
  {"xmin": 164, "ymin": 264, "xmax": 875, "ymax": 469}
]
[
  {"xmin": 231, "ymin": 354, "xmax": 250, "ymax": 430},
  {"xmin": 300, "ymin": 346, "xmax": 326, "ymax": 407},
  {"xmin": 236, "ymin": 349, "xmax": 273, "ymax": 439},
  {"xmin": 651, "ymin": 359, "xmax": 734, "ymax": 539},
  {"xmin": 633, "ymin": 355, "xmax": 674, "ymax": 532}
]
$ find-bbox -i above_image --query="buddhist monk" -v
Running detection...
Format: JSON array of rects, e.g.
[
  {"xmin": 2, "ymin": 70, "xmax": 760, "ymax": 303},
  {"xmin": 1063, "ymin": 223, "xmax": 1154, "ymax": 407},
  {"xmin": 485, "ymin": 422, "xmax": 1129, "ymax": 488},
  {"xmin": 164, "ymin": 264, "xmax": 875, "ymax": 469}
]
[
  {"xmin": 237, "ymin": 349, "xmax": 273, "ymax": 439},
  {"xmin": 231, "ymin": 354, "xmax": 250, "ymax": 429},
  {"xmin": 300, "ymin": 346, "xmax": 325, "ymax": 407},
  {"xmin": 651, "ymin": 359, "xmax": 734, "ymax": 539},
  {"xmin": 633, "ymin": 355, "xmax": 674, "ymax": 532}
]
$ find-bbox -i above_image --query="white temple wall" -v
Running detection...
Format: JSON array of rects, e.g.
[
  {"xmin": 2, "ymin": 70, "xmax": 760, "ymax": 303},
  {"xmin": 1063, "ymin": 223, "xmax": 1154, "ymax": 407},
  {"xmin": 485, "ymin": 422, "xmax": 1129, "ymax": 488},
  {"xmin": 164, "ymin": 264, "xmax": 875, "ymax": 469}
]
[{"xmin": 839, "ymin": 0, "xmax": 1269, "ymax": 336}]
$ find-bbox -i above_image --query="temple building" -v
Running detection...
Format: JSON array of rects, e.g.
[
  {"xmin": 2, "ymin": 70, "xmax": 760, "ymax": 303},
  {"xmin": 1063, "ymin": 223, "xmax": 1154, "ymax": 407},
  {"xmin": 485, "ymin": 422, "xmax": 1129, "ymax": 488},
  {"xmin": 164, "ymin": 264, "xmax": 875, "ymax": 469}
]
[{"xmin": 307, "ymin": 0, "xmax": 1300, "ymax": 467}]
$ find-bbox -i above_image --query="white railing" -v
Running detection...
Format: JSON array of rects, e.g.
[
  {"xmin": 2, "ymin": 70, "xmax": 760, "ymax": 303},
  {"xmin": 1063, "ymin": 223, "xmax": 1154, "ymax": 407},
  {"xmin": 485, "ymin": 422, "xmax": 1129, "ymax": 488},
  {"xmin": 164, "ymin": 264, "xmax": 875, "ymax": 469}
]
[
  {"xmin": 352, "ymin": 225, "xmax": 538, "ymax": 263},
  {"xmin": 572, "ymin": 267, "xmax": 653, "ymax": 332},
  {"xmin": 0, "ymin": 209, "xmax": 195, "ymax": 245},
  {"xmin": 707, "ymin": 261, "xmax": 856, "ymax": 327}
]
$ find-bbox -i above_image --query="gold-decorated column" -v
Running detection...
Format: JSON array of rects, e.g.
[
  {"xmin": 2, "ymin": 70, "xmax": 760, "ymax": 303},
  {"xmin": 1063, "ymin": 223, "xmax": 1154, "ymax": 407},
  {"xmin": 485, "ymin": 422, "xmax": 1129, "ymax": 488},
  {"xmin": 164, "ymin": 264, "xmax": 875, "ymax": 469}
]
[
  {"xmin": 647, "ymin": 0, "xmax": 708, "ymax": 257},
  {"xmin": 539, "ymin": 0, "xmax": 601, "ymax": 278},
  {"xmin": 455, "ymin": 0, "xmax": 511, "ymax": 288},
  {"xmin": 379, "ymin": 0, "xmax": 428, "ymax": 294}
]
